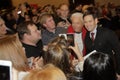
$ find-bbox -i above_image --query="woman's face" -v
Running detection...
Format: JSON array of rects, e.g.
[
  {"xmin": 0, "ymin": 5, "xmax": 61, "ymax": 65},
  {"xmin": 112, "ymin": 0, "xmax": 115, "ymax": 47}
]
[{"xmin": 0, "ymin": 20, "xmax": 7, "ymax": 36}]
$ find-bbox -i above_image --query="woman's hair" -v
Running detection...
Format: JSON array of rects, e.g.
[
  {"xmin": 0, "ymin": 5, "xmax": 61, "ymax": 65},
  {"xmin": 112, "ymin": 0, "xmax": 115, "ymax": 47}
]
[
  {"xmin": 0, "ymin": 34, "xmax": 29, "ymax": 71},
  {"xmin": 44, "ymin": 36, "xmax": 72, "ymax": 74},
  {"xmin": 83, "ymin": 52, "xmax": 117, "ymax": 80},
  {"xmin": 48, "ymin": 36, "xmax": 68, "ymax": 48},
  {"xmin": 23, "ymin": 64, "xmax": 67, "ymax": 80},
  {"xmin": 45, "ymin": 44, "xmax": 71, "ymax": 74}
]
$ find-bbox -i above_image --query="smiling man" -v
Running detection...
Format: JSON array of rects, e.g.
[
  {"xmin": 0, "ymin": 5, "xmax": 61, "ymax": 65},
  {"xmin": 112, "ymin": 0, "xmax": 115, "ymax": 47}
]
[{"xmin": 83, "ymin": 11, "xmax": 120, "ymax": 76}]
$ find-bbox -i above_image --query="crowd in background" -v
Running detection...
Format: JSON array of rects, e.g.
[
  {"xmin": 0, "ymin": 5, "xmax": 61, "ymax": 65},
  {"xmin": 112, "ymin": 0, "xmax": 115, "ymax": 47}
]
[
  {"xmin": 1, "ymin": 2, "xmax": 120, "ymax": 34},
  {"xmin": 0, "ymin": 1, "xmax": 120, "ymax": 80}
]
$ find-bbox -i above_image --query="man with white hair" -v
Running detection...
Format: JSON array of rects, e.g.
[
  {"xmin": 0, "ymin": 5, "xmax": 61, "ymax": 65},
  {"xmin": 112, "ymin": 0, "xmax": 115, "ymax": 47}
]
[{"xmin": 67, "ymin": 12, "xmax": 87, "ymax": 56}]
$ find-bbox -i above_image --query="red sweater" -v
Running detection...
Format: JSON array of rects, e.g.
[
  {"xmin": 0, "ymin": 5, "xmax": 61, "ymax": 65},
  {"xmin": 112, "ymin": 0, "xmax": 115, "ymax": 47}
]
[{"xmin": 67, "ymin": 25, "xmax": 87, "ymax": 56}]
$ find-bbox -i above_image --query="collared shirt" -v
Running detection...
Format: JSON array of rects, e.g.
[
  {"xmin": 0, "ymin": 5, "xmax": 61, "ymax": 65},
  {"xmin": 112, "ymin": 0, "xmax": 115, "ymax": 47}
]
[
  {"xmin": 75, "ymin": 32, "xmax": 83, "ymax": 55},
  {"xmin": 90, "ymin": 25, "xmax": 97, "ymax": 39}
]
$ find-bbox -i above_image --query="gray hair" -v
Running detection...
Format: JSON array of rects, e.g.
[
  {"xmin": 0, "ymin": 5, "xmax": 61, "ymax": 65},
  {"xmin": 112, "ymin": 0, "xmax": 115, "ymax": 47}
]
[{"xmin": 70, "ymin": 12, "xmax": 84, "ymax": 23}]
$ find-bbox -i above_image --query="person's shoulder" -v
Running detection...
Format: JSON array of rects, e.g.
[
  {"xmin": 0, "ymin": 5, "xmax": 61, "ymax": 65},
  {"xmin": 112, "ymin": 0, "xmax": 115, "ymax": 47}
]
[
  {"xmin": 41, "ymin": 29, "xmax": 47, "ymax": 33},
  {"xmin": 98, "ymin": 26, "xmax": 113, "ymax": 32},
  {"xmin": 41, "ymin": 29, "xmax": 50, "ymax": 35},
  {"xmin": 56, "ymin": 27, "xmax": 66, "ymax": 31},
  {"xmin": 98, "ymin": 26, "xmax": 116, "ymax": 35},
  {"xmin": 56, "ymin": 27, "xmax": 67, "ymax": 33},
  {"xmin": 56, "ymin": 27, "xmax": 65, "ymax": 29}
]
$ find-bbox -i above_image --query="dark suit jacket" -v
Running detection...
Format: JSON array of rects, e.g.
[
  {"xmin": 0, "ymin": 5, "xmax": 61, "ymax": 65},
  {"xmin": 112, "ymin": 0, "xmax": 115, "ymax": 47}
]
[{"xmin": 85, "ymin": 26, "xmax": 120, "ymax": 74}]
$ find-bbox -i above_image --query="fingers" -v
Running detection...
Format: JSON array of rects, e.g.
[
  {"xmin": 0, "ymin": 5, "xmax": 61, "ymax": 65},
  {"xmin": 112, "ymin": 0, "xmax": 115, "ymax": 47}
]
[
  {"xmin": 31, "ymin": 57, "xmax": 43, "ymax": 70},
  {"xmin": 33, "ymin": 57, "xmax": 40, "ymax": 62}
]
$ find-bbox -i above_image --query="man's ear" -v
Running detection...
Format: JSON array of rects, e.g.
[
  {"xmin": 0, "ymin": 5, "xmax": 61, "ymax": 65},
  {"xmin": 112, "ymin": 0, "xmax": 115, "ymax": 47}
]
[
  {"xmin": 24, "ymin": 33, "xmax": 29, "ymax": 39},
  {"xmin": 95, "ymin": 18, "xmax": 98, "ymax": 24},
  {"xmin": 43, "ymin": 23, "xmax": 47, "ymax": 28}
]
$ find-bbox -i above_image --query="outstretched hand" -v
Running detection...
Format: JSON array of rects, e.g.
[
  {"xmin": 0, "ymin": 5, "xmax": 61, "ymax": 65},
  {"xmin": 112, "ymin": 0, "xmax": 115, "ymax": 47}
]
[{"xmin": 69, "ymin": 42, "xmax": 84, "ymax": 62}]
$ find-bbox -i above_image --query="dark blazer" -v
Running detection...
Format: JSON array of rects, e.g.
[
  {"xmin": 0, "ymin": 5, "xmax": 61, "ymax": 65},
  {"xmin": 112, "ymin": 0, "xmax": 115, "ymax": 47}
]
[{"xmin": 85, "ymin": 26, "xmax": 120, "ymax": 74}]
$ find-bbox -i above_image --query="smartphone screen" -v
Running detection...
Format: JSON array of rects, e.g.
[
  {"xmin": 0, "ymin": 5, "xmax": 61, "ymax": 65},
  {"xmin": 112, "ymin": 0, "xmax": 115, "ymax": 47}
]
[
  {"xmin": 0, "ymin": 60, "xmax": 12, "ymax": 80},
  {"xmin": 67, "ymin": 33, "xmax": 74, "ymax": 46}
]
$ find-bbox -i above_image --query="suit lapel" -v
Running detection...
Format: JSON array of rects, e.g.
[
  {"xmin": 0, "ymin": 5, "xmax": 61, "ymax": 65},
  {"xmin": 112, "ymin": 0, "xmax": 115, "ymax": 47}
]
[{"xmin": 94, "ymin": 26, "xmax": 102, "ymax": 43}]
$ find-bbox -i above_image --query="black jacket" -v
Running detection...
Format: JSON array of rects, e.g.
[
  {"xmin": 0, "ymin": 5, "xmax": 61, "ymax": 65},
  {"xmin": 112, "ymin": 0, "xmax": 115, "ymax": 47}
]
[{"xmin": 85, "ymin": 26, "xmax": 120, "ymax": 74}]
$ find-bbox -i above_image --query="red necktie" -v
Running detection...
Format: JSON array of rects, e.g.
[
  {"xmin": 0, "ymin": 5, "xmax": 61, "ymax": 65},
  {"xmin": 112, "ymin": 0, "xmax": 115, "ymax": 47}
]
[{"xmin": 91, "ymin": 33, "xmax": 94, "ymax": 42}]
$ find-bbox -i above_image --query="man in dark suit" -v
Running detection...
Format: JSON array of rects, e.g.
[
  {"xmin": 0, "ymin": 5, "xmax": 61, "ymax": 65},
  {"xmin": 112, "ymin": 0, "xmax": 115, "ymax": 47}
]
[{"xmin": 83, "ymin": 11, "xmax": 120, "ymax": 77}]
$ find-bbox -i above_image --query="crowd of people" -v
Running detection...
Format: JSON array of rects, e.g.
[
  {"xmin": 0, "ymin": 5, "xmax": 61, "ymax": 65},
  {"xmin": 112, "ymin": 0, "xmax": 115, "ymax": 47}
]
[{"xmin": 0, "ymin": 1, "xmax": 120, "ymax": 80}]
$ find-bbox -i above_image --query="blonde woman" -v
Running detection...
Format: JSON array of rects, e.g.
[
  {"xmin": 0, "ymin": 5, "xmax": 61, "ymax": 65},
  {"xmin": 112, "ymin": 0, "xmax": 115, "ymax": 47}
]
[
  {"xmin": 0, "ymin": 34, "xmax": 30, "ymax": 80},
  {"xmin": 23, "ymin": 64, "xmax": 67, "ymax": 80}
]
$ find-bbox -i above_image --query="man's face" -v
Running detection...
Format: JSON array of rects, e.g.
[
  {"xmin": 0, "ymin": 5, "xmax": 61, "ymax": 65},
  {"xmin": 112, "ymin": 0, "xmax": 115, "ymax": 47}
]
[
  {"xmin": 83, "ymin": 15, "xmax": 98, "ymax": 32},
  {"xmin": 28, "ymin": 24, "xmax": 41, "ymax": 43},
  {"xmin": 43, "ymin": 16, "xmax": 55, "ymax": 30},
  {"xmin": 72, "ymin": 18, "xmax": 83, "ymax": 32},
  {"xmin": 60, "ymin": 5, "xmax": 69, "ymax": 18},
  {"xmin": 0, "ymin": 20, "xmax": 7, "ymax": 36}
]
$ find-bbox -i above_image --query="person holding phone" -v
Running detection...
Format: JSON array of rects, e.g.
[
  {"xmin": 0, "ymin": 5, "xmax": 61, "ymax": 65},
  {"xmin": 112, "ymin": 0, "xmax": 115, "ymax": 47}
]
[
  {"xmin": 0, "ymin": 34, "xmax": 43, "ymax": 80},
  {"xmin": 0, "ymin": 34, "xmax": 30, "ymax": 80}
]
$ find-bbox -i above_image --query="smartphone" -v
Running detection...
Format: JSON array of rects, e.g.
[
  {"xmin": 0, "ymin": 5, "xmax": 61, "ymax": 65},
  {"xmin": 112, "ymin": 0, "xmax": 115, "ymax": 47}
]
[
  {"xmin": 0, "ymin": 60, "xmax": 12, "ymax": 80},
  {"xmin": 67, "ymin": 33, "xmax": 74, "ymax": 46}
]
